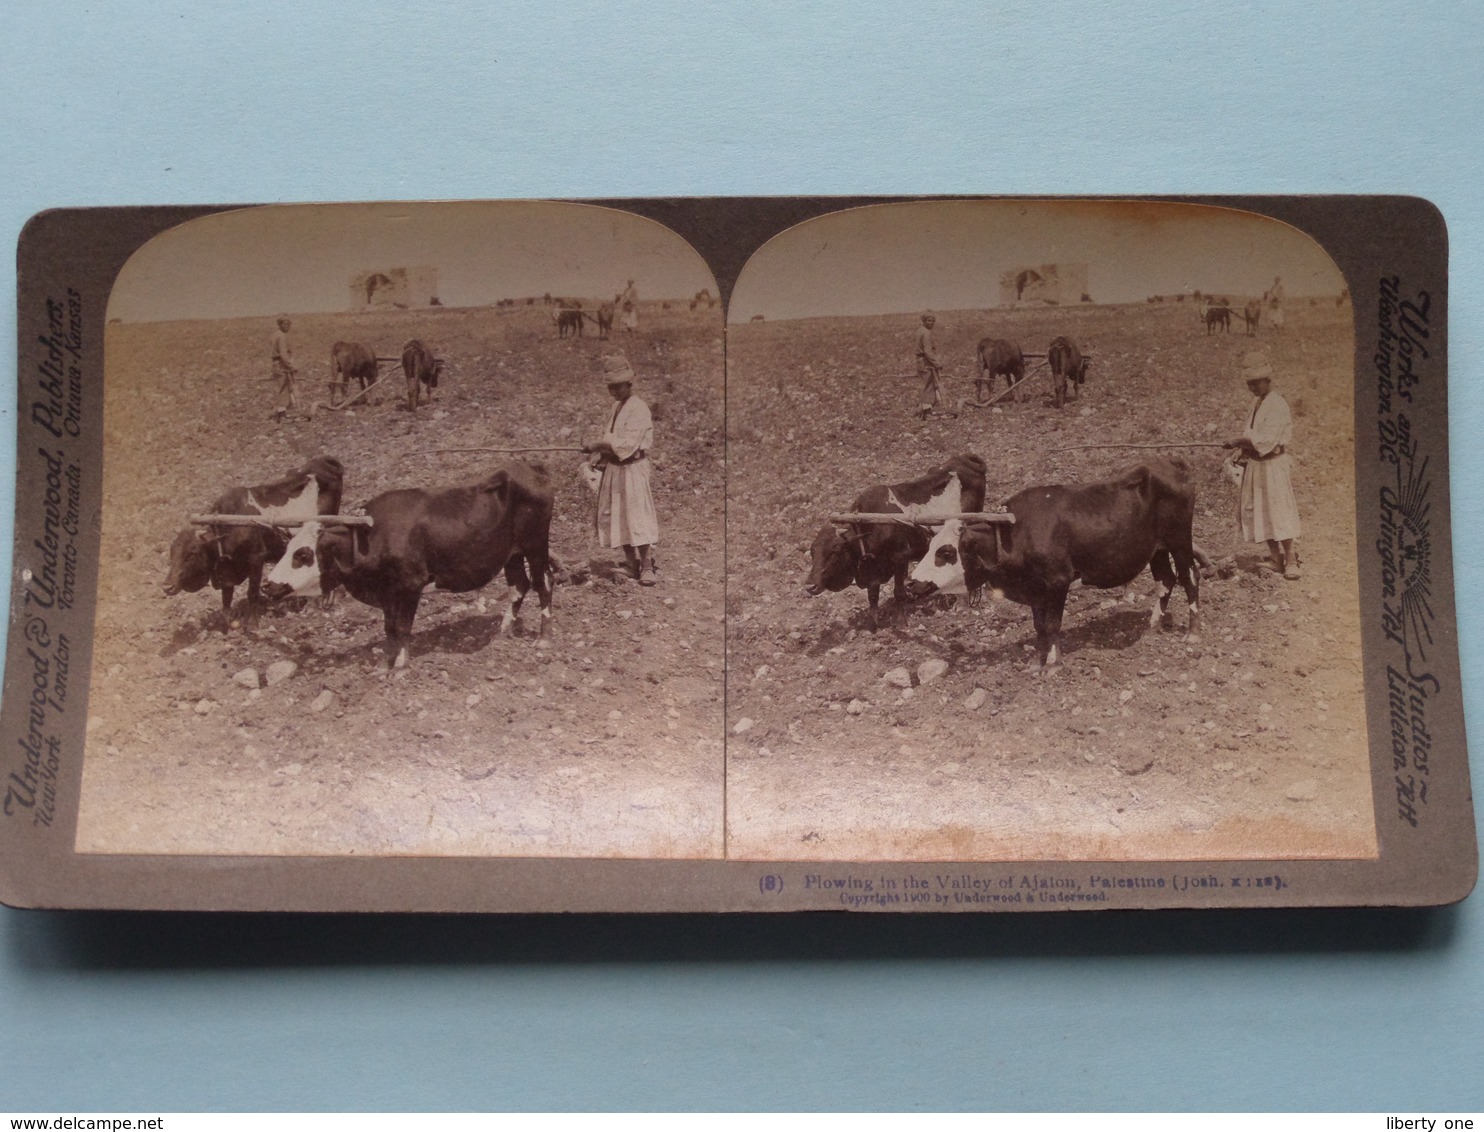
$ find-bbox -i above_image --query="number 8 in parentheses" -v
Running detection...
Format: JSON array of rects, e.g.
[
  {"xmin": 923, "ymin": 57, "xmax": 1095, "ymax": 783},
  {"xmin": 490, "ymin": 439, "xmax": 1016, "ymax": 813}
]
[{"xmin": 759, "ymin": 874, "xmax": 783, "ymax": 895}]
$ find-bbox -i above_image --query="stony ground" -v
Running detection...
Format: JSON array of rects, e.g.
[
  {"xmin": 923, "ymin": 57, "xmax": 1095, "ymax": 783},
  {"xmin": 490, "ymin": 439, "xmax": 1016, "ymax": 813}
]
[
  {"xmin": 724, "ymin": 299, "xmax": 1378, "ymax": 861},
  {"xmin": 76, "ymin": 302, "xmax": 726, "ymax": 858}
]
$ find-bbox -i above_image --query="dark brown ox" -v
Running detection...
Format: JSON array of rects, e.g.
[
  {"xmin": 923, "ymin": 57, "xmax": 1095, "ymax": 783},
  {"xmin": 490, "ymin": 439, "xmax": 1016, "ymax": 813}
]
[
  {"xmin": 264, "ymin": 463, "xmax": 554, "ymax": 669},
  {"xmin": 330, "ymin": 341, "xmax": 379, "ymax": 402},
  {"xmin": 907, "ymin": 459, "xmax": 1199, "ymax": 669},
  {"xmin": 975, "ymin": 338, "xmax": 1025, "ymax": 399},
  {"xmin": 556, "ymin": 303, "xmax": 584, "ymax": 339},
  {"xmin": 400, "ymin": 339, "xmax": 444, "ymax": 412},
  {"xmin": 1204, "ymin": 305, "xmax": 1232, "ymax": 334},
  {"xmin": 1047, "ymin": 336, "xmax": 1089, "ymax": 410},
  {"xmin": 163, "ymin": 456, "xmax": 345, "ymax": 624},
  {"xmin": 804, "ymin": 455, "xmax": 987, "ymax": 624}
]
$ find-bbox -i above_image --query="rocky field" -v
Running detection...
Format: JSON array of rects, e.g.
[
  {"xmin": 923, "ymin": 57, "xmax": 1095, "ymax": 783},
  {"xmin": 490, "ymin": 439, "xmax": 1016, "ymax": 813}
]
[
  {"xmin": 76, "ymin": 302, "xmax": 727, "ymax": 858},
  {"xmin": 724, "ymin": 298, "xmax": 1378, "ymax": 861}
]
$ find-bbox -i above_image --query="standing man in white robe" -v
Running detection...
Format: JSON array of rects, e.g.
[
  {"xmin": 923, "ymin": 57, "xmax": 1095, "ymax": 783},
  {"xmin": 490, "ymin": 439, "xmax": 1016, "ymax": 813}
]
[
  {"xmin": 1224, "ymin": 351, "xmax": 1301, "ymax": 579},
  {"xmin": 619, "ymin": 278, "xmax": 639, "ymax": 335},
  {"xmin": 1265, "ymin": 275, "xmax": 1286, "ymax": 333},
  {"xmin": 585, "ymin": 354, "xmax": 659, "ymax": 585}
]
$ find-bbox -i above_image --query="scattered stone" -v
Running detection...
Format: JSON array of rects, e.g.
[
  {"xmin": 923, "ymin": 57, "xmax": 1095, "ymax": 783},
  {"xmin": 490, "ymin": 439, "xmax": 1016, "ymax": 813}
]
[
  {"xmin": 846, "ymin": 699, "xmax": 867, "ymax": 715},
  {"xmin": 734, "ymin": 718, "xmax": 754, "ymax": 734},
  {"xmin": 918, "ymin": 658, "xmax": 949, "ymax": 684},
  {"xmin": 265, "ymin": 660, "xmax": 298, "ymax": 687},
  {"xmin": 1262, "ymin": 603, "xmax": 1280, "ymax": 614},
  {"xmin": 964, "ymin": 687, "xmax": 989, "ymax": 711},
  {"xmin": 466, "ymin": 694, "xmax": 482, "ymax": 708},
  {"xmin": 1285, "ymin": 780, "xmax": 1319, "ymax": 802},
  {"xmin": 1260, "ymin": 703, "xmax": 1274, "ymax": 714},
  {"xmin": 884, "ymin": 667, "xmax": 913, "ymax": 689},
  {"xmin": 233, "ymin": 668, "xmax": 261, "ymax": 690},
  {"xmin": 1118, "ymin": 689, "xmax": 1134, "ymax": 704},
  {"xmin": 193, "ymin": 699, "xmax": 214, "ymax": 716},
  {"xmin": 608, "ymin": 709, "xmax": 623, "ymax": 721},
  {"xmin": 309, "ymin": 690, "xmax": 334, "ymax": 713}
]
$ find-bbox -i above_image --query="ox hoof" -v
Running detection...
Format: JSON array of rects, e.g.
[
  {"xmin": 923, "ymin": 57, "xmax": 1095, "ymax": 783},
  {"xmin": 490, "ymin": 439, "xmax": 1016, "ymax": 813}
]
[{"xmin": 1160, "ymin": 612, "xmax": 1176, "ymax": 631}]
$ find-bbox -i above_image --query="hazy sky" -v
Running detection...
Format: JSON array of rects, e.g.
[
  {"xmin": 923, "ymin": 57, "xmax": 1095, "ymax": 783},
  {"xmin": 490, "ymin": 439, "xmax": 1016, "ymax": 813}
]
[
  {"xmin": 108, "ymin": 200, "xmax": 720, "ymax": 322},
  {"xmin": 727, "ymin": 199, "xmax": 1347, "ymax": 322}
]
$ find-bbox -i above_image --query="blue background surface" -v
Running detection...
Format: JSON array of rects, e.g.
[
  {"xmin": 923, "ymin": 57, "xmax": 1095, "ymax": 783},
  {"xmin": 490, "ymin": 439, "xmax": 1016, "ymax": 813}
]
[{"xmin": 2, "ymin": 1, "xmax": 1481, "ymax": 1112}]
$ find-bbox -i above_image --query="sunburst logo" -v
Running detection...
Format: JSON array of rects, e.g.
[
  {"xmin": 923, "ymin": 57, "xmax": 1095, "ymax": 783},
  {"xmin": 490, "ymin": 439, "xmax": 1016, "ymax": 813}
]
[
  {"xmin": 1379, "ymin": 454, "xmax": 1436, "ymax": 668},
  {"xmin": 1390, "ymin": 455, "xmax": 1433, "ymax": 661}
]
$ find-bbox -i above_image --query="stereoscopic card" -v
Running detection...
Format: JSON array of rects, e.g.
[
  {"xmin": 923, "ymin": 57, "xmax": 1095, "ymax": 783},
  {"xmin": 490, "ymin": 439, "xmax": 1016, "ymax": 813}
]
[{"xmin": 1, "ymin": 196, "xmax": 1472, "ymax": 912}]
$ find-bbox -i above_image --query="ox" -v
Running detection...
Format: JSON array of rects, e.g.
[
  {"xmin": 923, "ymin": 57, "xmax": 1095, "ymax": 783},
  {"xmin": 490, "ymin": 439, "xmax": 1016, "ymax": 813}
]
[
  {"xmin": 330, "ymin": 341, "xmax": 379, "ymax": 403},
  {"xmin": 264, "ymin": 463, "xmax": 554, "ymax": 669},
  {"xmin": 1241, "ymin": 300, "xmax": 1262, "ymax": 336},
  {"xmin": 1046, "ymin": 336, "xmax": 1089, "ymax": 410},
  {"xmin": 400, "ymin": 339, "xmax": 444, "ymax": 413},
  {"xmin": 975, "ymin": 338, "xmax": 1025, "ymax": 400},
  {"xmin": 805, "ymin": 454, "xmax": 987, "ymax": 624},
  {"xmin": 1204, "ymin": 305, "xmax": 1232, "ymax": 335},
  {"xmin": 164, "ymin": 456, "xmax": 345, "ymax": 623},
  {"xmin": 593, "ymin": 303, "xmax": 615, "ymax": 339},
  {"xmin": 907, "ymin": 459, "xmax": 1199, "ymax": 669},
  {"xmin": 556, "ymin": 304, "xmax": 584, "ymax": 339}
]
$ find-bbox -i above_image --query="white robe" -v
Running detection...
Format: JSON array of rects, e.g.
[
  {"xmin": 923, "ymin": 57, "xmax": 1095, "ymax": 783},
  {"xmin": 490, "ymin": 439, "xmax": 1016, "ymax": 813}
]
[
  {"xmin": 595, "ymin": 395, "xmax": 659, "ymax": 547},
  {"xmin": 1238, "ymin": 391, "xmax": 1301, "ymax": 543}
]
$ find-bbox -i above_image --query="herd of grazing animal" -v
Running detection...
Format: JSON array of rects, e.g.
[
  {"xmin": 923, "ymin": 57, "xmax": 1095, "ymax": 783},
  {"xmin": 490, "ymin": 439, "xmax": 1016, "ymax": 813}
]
[
  {"xmin": 163, "ymin": 453, "xmax": 555, "ymax": 671},
  {"xmin": 805, "ymin": 452, "xmax": 1202, "ymax": 671}
]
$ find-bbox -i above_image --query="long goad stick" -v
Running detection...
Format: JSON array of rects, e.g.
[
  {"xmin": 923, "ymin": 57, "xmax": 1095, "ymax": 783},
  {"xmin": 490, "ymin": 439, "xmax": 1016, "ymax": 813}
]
[
  {"xmin": 1054, "ymin": 442, "xmax": 1230, "ymax": 453},
  {"xmin": 407, "ymin": 446, "xmax": 589, "ymax": 458}
]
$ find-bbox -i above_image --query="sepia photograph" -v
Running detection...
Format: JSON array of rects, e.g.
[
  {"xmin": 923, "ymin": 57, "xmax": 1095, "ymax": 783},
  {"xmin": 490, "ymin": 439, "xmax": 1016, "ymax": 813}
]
[
  {"xmin": 724, "ymin": 199, "xmax": 1377, "ymax": 861},
  {"xmin": 72, "ymin": 200, "xmax": 727, "ymax": 858},
  {"xmin": 3, "ymin": 195, "xmax": 1466, "ymax": 912}
]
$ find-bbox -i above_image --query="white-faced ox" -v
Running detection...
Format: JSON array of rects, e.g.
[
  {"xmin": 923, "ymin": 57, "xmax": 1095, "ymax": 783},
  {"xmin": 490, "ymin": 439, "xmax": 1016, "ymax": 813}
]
[
  {"xmin": 264, "ymin": 463, "xmax": 554, "ymax": 670},
  {"xmin": 163, "ymin": 455, "xmax": 344, "ymax": 624},
  {"xmin": 804, "ymin": 454, "xmax": 986, "ymax": 623},
  {"xmin": 908, "ymin": 459, "xmax": 1200, "ymax": 669}
]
